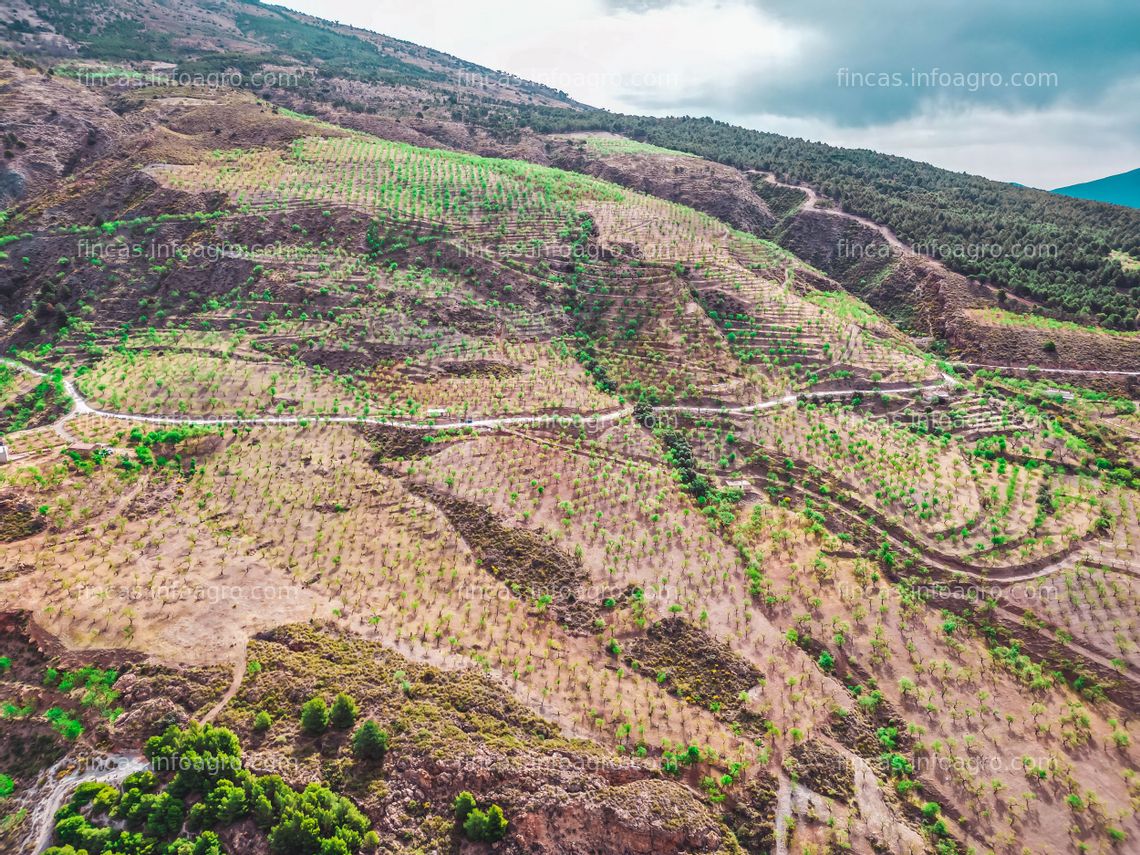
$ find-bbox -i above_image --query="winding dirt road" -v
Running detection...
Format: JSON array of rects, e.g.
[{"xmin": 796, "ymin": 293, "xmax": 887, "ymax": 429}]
[
  {"xmin": 1, "ymin": 358, "xmax": 958, "ymax": 432},
  {"xmin": 26, "ymin": 754, "xmax": 147, "ymax": 854},
  {"xmin": 750, "ymin": 170, "xmax": 907, "ymax": 250}
]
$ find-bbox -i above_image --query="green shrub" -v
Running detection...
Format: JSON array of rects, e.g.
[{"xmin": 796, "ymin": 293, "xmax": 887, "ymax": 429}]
[
  {"xmin": 454, "ymin": 791, "xmax": 507, "ymax": 842},
  {"xmin": 44, "ymin": 707, "xmax": 84, "ymax": 740},
  {"xmin": 351, "ymin": 719, "xmax": 388, "ymax": 760},
  {"xmin": 463, "ymin": 804, "xmax": 508, "ymax": 842},
  {"xmin": 300, "ymin": 697, "xmax": 329, "ymax": 734},
  {"xmin": 329, "ymin": 692, "xmax": 357, "ymax": 729},
  {"xmin": 453, "ymin": 791, "xmax": 476, "ymax": 823}
]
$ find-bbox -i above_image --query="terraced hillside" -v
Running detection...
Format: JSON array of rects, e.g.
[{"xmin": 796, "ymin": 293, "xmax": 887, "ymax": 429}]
[{"xmin": 0, "ymin": 47, "xmax": 1138, "ymax": 855}]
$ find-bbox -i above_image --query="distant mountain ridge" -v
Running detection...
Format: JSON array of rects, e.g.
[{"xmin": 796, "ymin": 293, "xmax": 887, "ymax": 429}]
[{"xmin": 1052, "ymin": 167, "xmax": 1140, "ymax": 209}]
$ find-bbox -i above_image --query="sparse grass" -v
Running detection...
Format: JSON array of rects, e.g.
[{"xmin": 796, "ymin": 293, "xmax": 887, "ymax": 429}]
[
  {"xmin": 973, "ymin": 306, "xmax": 1140, "ymax": 337},
  {"xmin": 579, "ymin": 135, "xmax": 698, "ymax": 159},
  {"xmin": 1110, "ymin": 249, "xmax": 1140, "ymax": 273}
]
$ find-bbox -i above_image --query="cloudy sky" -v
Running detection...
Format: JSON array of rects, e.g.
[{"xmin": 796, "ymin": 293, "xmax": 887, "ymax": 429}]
[{"xmin": 278, "ymin": 0, "xmax": 1139, "ymax": 188}]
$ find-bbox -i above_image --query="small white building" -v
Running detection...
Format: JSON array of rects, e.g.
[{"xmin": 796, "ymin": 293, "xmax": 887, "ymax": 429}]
[{"xmin": 0, "ymin": 444, "xmax": 8, "ymax": 464}]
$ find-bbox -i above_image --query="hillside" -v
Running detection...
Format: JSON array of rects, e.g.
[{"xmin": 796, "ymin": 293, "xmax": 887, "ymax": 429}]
[
  {"xmin": 3, "ymin": 0, "xmax": 1140, "ymax": 331},
  {"xmin": 517, "ymin": 112, "xmax": 1140, "ymax": 330},
  {"xmin": 0, "ymin": 5, "xmax": 1139, "ymax": 855},
  {"xmin": 1053, "ymin": 168, "xmax": 1140, "ymax": 210}
]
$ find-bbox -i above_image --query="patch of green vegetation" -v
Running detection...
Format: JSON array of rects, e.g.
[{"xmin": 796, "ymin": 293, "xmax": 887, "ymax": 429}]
[
  {"xmin": 0, "ymin": 369, "xmax": 70, "ymax": 433},
  {"xmin": 110, "ymin": 425, "xmax": 220, "ymax": 474},
  {"xmin": 805, "ymin": 290, "xmax": 882, "ymax": 327},
  {"xmin": 278, "ymin": 137, "xmax": 626, "ymax": 221},
  {"xmin": 655, "ymin": 425, "xmax": 742, "ymax": 526},
  {"xmin": 1110, "ymin": 249, "xmax": 1139, "ymax": 273},
  {"xmin": 974, "ymin": 306, "xmax": 1139, "ymax": 336},
  {"xmin": 45, "ymin": 722, "xmax": 377, "ymax": 854},
  {"xmin": 32, "ymin": 0, "xmax": 176, "ymax": 61},
  {"xmin": 300, "ymin": 695, "xmax": 330, "ymax": 734},
  {"xmin": 988, "ymin": 641, "xmax": 1056, "ymax": 692},
  {"xmin": 236, "ymin": 9, "xmax": 437, "ymax": 83},
  {"xmin": 351, "ymin": 719, "xmax": 388, "ymax": 760},
  {"xmin": 751, "ymin": 179, "xmax": 808, "ymax": 220},
  {"xmin": 582, "ymin": 136, "xmax": 697, "ymax": 158},
  {"xmin": 53, "ymin": 65, "xmax": 145, "ymax": 81},
  {"xmin": 44, "ymin": 666, "xmax": 123, "ymax": 721},
  {"xmin": 453, "ymin": 791, "xmax": 508, "ymax": 842},
  {"xmin": 43, "ymin": 707, "xmax": 83, "ymax": 740},
  {"xmin": 87, "ymin": 19, "xmax": 174, "ymax": 60}
]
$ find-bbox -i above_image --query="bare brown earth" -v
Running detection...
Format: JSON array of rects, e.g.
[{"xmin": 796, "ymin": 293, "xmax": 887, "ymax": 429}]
[
  {"xmin": 1, "ymin": 612, "xmax": 742, "ymax": 855},
  {"xmin": 951, "ymin": 309, "xmax": 1140, "ymax": 382},
  {"xmin": 545, "ymin": 134, "xmax": 776, "ymax": 237},
  {"xmin": 0, "ymin": 56, "xmax": 1138, "ymax": 855},
  {"xmin": 0, "ymin": 61, "xmax": 125, "ymax": 205}
]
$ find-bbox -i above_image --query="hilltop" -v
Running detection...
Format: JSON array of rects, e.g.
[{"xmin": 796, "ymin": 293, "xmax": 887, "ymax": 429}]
[{"xmin": 1053, "ymin": 167, "xmax": 1140, "ymax": 210}]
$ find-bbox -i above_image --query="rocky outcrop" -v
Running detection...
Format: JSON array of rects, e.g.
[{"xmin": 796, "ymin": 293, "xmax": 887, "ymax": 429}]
[
  {"xmin": 0, "ymin": 61, "xmax": 125, "ymax": 206},
  {"xmin": 776, "ymin": 208, "xmax": 893, "ymax": 288},
  {"xmin": 872, "ymin": 254, "xmax": 988, "ymax": 337},
  {"xmin": 548, "ymin": 141, "xmax": 775, "ymax": 235}
]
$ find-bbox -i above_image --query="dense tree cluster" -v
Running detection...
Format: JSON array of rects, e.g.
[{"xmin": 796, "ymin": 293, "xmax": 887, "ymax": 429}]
[
  {"xmin": 453, "ymin": 791, "xmax": 508, "ymax": 843},
  {"xmin": 46, "ymin": 723, "xmax": 378, "ymax": 855}
]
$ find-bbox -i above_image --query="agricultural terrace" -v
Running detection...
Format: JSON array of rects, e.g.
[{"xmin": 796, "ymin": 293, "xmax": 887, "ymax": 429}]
[
  {"xmin": 148, "ymin": 136, "xmax": 626, "ymax": 233},
  {"xmin": 2, "ymin": 110, "xmax": 1139, "ymax": 855},
  {"xmin": 4, "ymin": 402, "xmax": 1138, "ymax": 852},
  {"xmin": 142, "ymin": 132, "xmax": 939, "ymax": 409},
  {"xmin": 1004, "ymin": 559, "xmax": 1140, "ymax": 670},
  {"xmin": 728, "ymin": 488, "xmax": 1140, "ymax": 854},
  {"xmin": 710, "ymin": 399, "xmax": 1108, "ymax": 569},
  {"xmin": 69, "ymin": 330, "xmax": 613, "ymax": 421},
  {"xmin": 0, "ymin": 417, "xmax": 781, "ymax": 767},
  {"xmin": 578, "ymin": 134, "xmax": 700, "ymax": 158}
]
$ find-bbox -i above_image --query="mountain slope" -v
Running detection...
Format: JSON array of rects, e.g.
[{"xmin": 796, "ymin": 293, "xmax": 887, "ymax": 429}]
[
  {"xmin": 515, "ymin": 111, "xmax": 1140, "ymax": 329},
  {"xmin": 1053, "ymin": 167, "xmax": 1140, "ymax": 209},
  {"xmin": 4, "ymin": 0, "xmax": 1138, "ymax": 330},
  {"xmin": 1, "ymin": 7, "xmax": 1140, "ymax": 855}
]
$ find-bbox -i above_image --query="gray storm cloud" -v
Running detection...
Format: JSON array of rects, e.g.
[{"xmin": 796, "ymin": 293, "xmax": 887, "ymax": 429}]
[{"xmin": 605, "ymin": 0, "xmax": 1140, "ymax": 127}]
